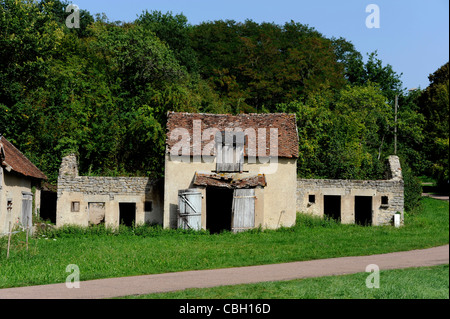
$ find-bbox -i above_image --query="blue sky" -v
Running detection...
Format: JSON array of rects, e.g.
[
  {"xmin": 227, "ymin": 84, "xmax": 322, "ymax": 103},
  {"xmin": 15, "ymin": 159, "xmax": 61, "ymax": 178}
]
[{"xmin": 72, "ymin": 0, "xmax": 449, "ymax": 90}]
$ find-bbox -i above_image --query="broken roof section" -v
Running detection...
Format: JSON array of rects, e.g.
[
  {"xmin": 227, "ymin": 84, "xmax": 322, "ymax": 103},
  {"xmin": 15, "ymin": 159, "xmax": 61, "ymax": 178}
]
[
  {"xmin": 193, "ymin": 172, "xmax": 267, "ymax": 189},
  {"xmin": 166, "ymin": 112, "xmax": 299, "ymax": 158},
  {"xmin": 0, "ymin": 136, "xmax": 47, "ymax": 180}
]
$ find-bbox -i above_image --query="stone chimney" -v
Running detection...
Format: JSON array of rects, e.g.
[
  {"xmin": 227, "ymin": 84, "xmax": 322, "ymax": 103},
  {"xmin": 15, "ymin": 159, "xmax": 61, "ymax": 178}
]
[
  {"xmin": 59, "ymin": 154, "xmax": 78, "ymax": 178},
  {"xmin": 388, "ymin": 155, "xmax": 402, "ymax": 181}
]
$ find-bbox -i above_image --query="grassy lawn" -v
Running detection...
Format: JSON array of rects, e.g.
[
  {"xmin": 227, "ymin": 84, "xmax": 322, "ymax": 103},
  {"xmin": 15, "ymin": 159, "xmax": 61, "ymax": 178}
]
[
  {"xmin": 0, "ymin": 197, "xmax": 448, "ymax": 289},
  {"xmin": 124, "ymin": 264, "xmax": 449, "ymax": 299}
]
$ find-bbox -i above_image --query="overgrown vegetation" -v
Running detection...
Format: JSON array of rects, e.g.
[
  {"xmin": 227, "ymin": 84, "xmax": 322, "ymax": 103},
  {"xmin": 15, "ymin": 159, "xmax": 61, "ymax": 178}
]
[
  {"xmin": 1, "ymin": 0, "xmax": 447, "ymax": 212},
  {"xmin": 0, "ymin": 197, "xmax": 447, "ymax": 289}
]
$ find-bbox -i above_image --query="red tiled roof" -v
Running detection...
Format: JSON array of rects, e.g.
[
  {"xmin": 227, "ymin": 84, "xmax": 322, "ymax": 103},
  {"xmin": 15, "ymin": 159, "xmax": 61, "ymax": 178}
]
[
  {"xmin": 0, "ymin": 136, "xmax": 47, "ymax": 180},
  {"xmin": 193, "ymin": 172, "xmax": 267, "ymax": 189},
  {"xmin": 166, "ymin": 112, "xmax": 299, "ymax": 158}
]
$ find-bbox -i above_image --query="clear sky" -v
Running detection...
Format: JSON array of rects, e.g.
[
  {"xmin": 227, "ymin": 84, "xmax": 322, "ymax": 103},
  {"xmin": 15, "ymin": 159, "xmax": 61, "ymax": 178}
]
[{"xmin": 71, "ymin": 0, "xmax": 449, "ymax": 91}]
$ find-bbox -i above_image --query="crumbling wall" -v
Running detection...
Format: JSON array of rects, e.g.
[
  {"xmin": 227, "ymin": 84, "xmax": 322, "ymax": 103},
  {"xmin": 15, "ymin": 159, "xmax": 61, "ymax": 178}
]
[
  {"xmin": 57, "ymin": 154, "xmax": 163, "ymax": 227},
  {"xmin": 296, "ymin": 156, "xmax": 404, "ymax": 226}
]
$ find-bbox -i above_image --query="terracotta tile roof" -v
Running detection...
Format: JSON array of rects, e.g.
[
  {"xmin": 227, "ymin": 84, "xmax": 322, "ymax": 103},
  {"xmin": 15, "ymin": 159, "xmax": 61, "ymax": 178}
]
[
  {"xmin": 166, "ymin": 112, "xmax": 298, "ymax": 158},
  {"xmin": 0, "ymin": 136, "xmax": 47, "ymax": 180},
  {"xmin": 193, "ymin": 172, "xmax": 267, "ymax": 189}
]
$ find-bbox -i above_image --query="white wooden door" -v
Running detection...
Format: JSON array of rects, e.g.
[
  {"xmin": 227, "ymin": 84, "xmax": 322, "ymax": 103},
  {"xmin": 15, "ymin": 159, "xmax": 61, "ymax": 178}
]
[
  {"xmin": 178, "ymin": 189, "xmax": 202, "ymax": 230},
  {"xmin": 232, "ymin": 188, "xmax": 255, "ymax": 232}
]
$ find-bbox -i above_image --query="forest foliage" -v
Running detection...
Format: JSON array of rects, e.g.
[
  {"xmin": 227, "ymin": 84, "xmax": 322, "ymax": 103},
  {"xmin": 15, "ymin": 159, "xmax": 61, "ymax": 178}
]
[{"xmin": 1, "ymin": 0, "xmax": 448, "ymax": 210}]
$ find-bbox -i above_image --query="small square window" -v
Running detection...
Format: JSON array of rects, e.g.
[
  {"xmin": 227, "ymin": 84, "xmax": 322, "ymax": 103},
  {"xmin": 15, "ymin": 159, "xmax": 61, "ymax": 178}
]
[
  {"xmin": 381, "ymin": 196, "xmax": 389, "ymax": 205},
  {"xmin": 71, "ymin": 201, "xmax": 80, "ymax": 212},
  {"xmin": 144, "ymin": 201, "xmax": 152, "ymax": 212},
  {"xmin": 308, "ymin": 194, "xmax": 316, "ymax": 204}
]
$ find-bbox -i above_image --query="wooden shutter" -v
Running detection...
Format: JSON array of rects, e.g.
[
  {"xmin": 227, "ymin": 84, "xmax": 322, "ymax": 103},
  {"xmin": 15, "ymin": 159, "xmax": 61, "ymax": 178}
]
[
  {"xmin": 215, "ymin": 131, "xmax": 244, "ymax": 172},
  {"xmin": 178, "ymin": 189, "xmax": 202, "ymax": 230},
  {"xmin": 232, "ymin": 188, "xmax": 255, "ymax": 232}
]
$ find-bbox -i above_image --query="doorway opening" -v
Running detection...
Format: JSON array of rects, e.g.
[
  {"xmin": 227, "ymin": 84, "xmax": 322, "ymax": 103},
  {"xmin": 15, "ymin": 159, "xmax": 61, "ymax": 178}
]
[
  {"xmin": 119, "ymin": 203, "xmax": 136, "ymax": 226},
  {"xmin": 40, "ymin": 190, "xmax": 57, "ymax": 224},
  {"xmin": 324, "ymin": 195, "xmax": 341, "ymax": 221},
  {"xmin": 355, "ymin": 196, "xmax": 373, "ymax": 226},
  {"xmin": 206, "ymin": 187, "xmax": 234, "ymax": 234}
]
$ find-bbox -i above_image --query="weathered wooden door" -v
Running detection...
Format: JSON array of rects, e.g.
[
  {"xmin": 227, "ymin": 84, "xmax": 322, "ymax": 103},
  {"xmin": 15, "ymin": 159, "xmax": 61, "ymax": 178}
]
[
  {"xmin": 232, "ymin": 188, "xmax": 255, "ymax": 232},
  {"xmin": 178, "ymin": 189, "xmax": 202, "ymax": 230},
  {"xmin": 21, "ymin": 192, "xmax": 33, "ymax": 229}
]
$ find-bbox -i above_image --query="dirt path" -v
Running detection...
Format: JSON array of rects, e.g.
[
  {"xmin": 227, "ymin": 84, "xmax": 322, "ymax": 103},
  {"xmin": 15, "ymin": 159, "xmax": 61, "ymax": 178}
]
[
  {"xmin": 0, "ymin": 244, "xmax": 448, "ymax": 299},
  {"xmin": 422, "ymin": 193, "xmax": 449, "ymax": 201}
]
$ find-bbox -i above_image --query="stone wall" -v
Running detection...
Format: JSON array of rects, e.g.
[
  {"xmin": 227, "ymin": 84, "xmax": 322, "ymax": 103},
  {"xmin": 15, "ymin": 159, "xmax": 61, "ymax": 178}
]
[
  {"xmin": 57, "ymin": 154, "xmax": 163, "ymax": 227},
  {"xmin": 58, "ymin": 175, "xmax": 156, "ymax": 199},
  {"xmin": 296, "ymin": 156, "xmax": 404, "ymax": 226}
]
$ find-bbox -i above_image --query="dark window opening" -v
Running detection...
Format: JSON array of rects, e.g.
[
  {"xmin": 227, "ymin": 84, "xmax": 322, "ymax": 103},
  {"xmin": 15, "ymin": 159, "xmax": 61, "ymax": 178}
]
[
  {"xmin": 206, "ymin": 187, "xmax": 234, "ymax": 234},
  {"xmin": 144, "ymin": 201, "xmax": 153, "ymax": 212},
  {"xmin": 119, "ymin": 203, "xmax": 136, "ymax": 227},
  {"xmin": 308, "ymin": 194, "xmax": 316, "ymax": 204},
  {"xmin": 381, "ymin": 196, "xmax": 389, "ymax": 206},
  {"xmin": 324, "ymin": 195, "xmax": 341, "ymax": 221},
  {"xmin": 355, "ymin": 196, "xmax": 373, "ymax": 226}
]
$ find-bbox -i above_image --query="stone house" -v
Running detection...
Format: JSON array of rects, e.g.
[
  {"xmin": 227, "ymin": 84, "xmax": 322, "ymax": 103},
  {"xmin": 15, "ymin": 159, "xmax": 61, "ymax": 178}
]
[
  {"xmin": 296, "ymin": 155, "xmax": 404, "ymax": 226},
  {"xmin": 0, "ymin": 136, "xmax": 47, "ymax": 235},
  {"xmin": 164, "ymin": 112, "xmax": 299, "ymax": 232},
  {"xmin": 56, "ymin": 154, "xmax": 163, "ymax": 228}
]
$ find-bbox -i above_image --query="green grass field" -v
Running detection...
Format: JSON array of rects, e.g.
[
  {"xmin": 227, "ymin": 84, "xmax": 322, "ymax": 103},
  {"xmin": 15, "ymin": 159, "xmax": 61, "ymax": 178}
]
[
  {"xmin": 125, "ymin": 264, "xmax": 449, "ymax": 299},
  {"xmin": 0, "ymin": 197, "xmax": 448, "ymax": 289}
]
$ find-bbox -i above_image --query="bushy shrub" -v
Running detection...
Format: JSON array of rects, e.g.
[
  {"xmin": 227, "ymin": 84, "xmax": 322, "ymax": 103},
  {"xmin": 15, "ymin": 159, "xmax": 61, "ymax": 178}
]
[{"xmin": 400, "ymin": 157, "xmax": 423, "ymax": 212}]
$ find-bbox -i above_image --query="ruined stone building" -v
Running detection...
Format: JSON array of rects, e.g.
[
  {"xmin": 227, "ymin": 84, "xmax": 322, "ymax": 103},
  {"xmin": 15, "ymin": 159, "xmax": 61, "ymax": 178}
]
[
  {"xmin": 55, "ymin": 112, "xmax": 404, "ymax": 231},
  {"xmin": 296, "ymin": 155, "xmax": 404, "ymax": 226},
  {"xmin": 56, "ymin": 154, "xmax": 163, "ymax": 228}
]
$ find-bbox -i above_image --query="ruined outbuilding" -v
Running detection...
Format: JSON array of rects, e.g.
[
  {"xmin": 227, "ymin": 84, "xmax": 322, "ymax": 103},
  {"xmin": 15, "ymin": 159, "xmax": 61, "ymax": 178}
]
[
  {"xmin": 0, "ymin": 136, "xmax": 47, "ymax": 235},
  {"xmin": 56, "ymin": 154, "xmax": 163, "ymax": 228},
  {"xmin": 296, "ymin": 155, "xmax": 404, "ymax": 226}
]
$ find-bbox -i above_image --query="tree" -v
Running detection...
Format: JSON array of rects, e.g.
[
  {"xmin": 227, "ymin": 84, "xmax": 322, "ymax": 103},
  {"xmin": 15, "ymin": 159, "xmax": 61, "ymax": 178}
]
[
  {"xmin": 190, "ymin": 19, "xmax": 346, "ymax": 112},
  {"xmin": 136, "ymin": 10, "xmax": 198, "ymax": 73},
  {"xmin": 418, "ymin": 62, "xmax": 449, "ymax": 188},
  {"xmin": 344, "ymin": 51, "xmax": 403, "ymax": 104}
]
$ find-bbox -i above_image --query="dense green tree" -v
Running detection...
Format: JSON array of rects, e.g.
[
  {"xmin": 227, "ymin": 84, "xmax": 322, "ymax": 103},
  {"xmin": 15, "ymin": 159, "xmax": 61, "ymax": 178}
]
[
  {"xmin": 136, "ymin": 10, "xmax": 198, "ymax": 73},
  {"xmin": 418, "ymin": 62, "xmax": 449, "ymax": 188},
  {"xmin": 190, "ymin": 19, "xmax": 346, "ymax": 112}
]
